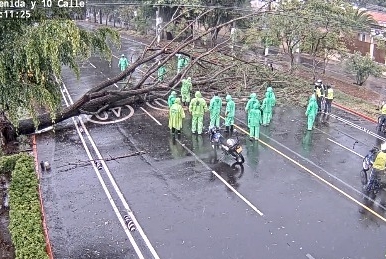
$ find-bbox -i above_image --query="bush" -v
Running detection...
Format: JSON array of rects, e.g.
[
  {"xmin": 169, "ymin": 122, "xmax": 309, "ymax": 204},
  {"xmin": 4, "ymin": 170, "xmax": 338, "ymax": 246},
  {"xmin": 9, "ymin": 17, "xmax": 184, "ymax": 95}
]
[{"xmin": 0, "ymin": 154, "xmax": 49, "ymax": 259}]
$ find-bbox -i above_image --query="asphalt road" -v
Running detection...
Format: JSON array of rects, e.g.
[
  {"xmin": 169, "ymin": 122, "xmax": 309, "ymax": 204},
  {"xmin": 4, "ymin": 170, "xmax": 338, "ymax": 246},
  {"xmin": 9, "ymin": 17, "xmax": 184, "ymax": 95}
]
[{"xmin": 36, "ymin": 27, "xmax": 386, "ymax": 259}]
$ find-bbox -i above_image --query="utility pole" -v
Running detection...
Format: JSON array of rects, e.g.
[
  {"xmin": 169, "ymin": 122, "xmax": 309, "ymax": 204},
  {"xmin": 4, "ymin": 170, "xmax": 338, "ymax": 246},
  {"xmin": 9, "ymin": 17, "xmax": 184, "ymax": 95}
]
[
  {"xmin": 264, "ymin": 0, "xmax": 272, "ymax": 57},
  {"xmin": 156, "ymin": 6, "xmax": 163, "ymax": 44}
]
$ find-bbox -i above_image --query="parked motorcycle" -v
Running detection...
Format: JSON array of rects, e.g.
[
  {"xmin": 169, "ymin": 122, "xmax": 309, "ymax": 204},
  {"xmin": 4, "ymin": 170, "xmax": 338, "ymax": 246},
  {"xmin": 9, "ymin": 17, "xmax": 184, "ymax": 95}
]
[
  {"xmin": 207, "ymin": 126, "xmax": 245, "ymax": 164},
  {"xmin": 376, "ymin": 116, "xmax": 386, "ymax": 135}
]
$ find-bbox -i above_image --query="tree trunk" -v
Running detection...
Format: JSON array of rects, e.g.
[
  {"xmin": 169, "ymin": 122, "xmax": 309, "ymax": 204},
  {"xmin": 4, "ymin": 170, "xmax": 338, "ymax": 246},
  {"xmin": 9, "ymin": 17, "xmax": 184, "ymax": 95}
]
[
  {"xmin": 99, "ymin": 9, "xmax": 102, "ymax": 24},
  {"xmin": 93, "ymin": 8, "xmax": 97, "ymax": 23}
]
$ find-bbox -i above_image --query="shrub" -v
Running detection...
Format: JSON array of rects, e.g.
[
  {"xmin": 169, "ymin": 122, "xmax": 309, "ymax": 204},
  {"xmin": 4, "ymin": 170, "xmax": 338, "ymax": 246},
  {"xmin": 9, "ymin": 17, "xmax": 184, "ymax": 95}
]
[{"xmin": 0, "ymin": 154, "xmax": 49, "ymax": 259}]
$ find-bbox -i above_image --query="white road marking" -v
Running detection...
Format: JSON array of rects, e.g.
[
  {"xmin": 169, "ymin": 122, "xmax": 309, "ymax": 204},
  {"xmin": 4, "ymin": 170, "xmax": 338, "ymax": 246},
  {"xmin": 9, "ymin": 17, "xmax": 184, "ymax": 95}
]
[
  {"xmin": 89, "ymin": 62, "xmax": 96, "ymax": 68},
  {"xmin": 146, "ymin": 101, "xmax": 169, "ymax": 112},
  {"xmin": 106, "ymin": 77, "xmax": 119, "ymax": 88},
  {"xmin": 327, "ymin": 138, "xmax": 364, "ymax": 158},
  {"xmin": 155, "ymin": 99, "xmax": 169, "ymax": 108},
  {"xmin": 233, "ymin": 117, "xmax": 386, "ymax": 211},
  {"xmin": 87, "ymin": 105, "xmax": 134, "ymax": 125},
  {"xmin": 174, "ymin": 138, "xmax": 264, "ymax": 216},
  {"xmin": 306, "ymin": 253, "xmax": 315, "ymax": 259},
  {"xmin": 329, "ymin": 113, "xmax": 386, "ymax": 142},
  {"xmin": 140, "ymin": 107, "xmax": 162, "ymax": 125},
  {"xmin": 58, "ymin": 83, "xmax": 145, "ymax": 259},
  {"xmin": 59, "ymin": 80, "xmax": 161, "ymax": 259}
]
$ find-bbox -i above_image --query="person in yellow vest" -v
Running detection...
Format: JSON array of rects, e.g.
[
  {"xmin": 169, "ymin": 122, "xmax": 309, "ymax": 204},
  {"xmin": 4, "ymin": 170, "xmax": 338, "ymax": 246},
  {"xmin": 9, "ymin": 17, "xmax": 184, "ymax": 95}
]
[
  {"xmin": 362, "ymin": 143, "xmax": 386, "ymax": 208},
  {"xmin": 325, "ymin": 84, "xmax": 333, "ymax": 114},
  {"xmin": 377, "ymin": 101, "xmax": 386, "ymax": 133},
  {"xmin": 314, "ymin": 79, "xmax": 325, "ymax": 113}
]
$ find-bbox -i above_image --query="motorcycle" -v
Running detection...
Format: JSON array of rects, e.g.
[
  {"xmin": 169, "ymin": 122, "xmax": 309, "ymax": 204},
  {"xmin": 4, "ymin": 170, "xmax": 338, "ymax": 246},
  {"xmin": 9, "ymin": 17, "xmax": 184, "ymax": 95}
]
[
  {"xmin": 376, "ymin": 116, "xmax": 386, "ymax": 135},
  {"xmin": 360, "ymin": 147, "xmax": 386, "ymax": 208},
  {"xmin": 207, "ymin": 126, "xmax": 245, "ymax": 164}
]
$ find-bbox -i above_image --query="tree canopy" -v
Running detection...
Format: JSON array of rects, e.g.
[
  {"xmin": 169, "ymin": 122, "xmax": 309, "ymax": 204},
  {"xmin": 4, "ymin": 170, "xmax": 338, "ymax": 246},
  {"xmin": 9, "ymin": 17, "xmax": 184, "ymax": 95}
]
[{"xmin": 0, "ymin": 3, "xmax": 119, "ymax": 128}]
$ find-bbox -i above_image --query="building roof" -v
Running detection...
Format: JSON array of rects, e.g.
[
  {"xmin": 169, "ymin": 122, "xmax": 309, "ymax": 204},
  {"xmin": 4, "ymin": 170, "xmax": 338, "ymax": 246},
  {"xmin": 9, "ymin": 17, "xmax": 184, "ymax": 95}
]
[{"xmin": 367, "ymin": 10, "xmax": 386, "ymax": 25}]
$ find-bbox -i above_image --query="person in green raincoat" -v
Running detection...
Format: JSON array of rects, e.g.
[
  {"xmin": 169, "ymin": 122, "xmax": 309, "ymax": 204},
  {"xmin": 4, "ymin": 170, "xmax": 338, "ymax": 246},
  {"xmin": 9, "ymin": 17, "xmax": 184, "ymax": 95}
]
[
  {"xmin": 189, "ymin": 91, "xmax": 208, "ymax": 134},
  {"xmin": 177, "ymin": 54, "xmax": 185, "ymax": 73},
  {"xmin": 209, "ymin": 92, "xmax": 222, "ymax": 127},
  {"xmin": 181, "ymin": 77, "xmax": 192, "ymax": 106},
  {"xmin": 169, "ymin": 98, "xmax": 185, "ymax": 134},
  {"xmin": 245, "ymin": 93, "xmax": 259, "ymax": 124},
  {"xmin": 118, "ymin": 54, "xmax": 129, "ymax": 72},
  {"xmin": 183, "ymin": 56, "xmax": 190, "ymax": 68},
  {"xmin": 168, "ymin": 91, "xmax": 177, "ymax": 108},
  {"xmin": 225, "ymin": 94, "xmax": 235, "ymax": 134},
  {"xmin": 267, "ymin": 86, "xmax": 276, "ymax": 121},
  {"xmin": 261, "ymin": 91, "xmax": 275, "ymax": 126},
  {"xmin": 305, "ymin": 95, "xmax": 318, "ymax": 131},
  {"xmin": 158, "ymin": 62, "xmax": 166, "ymax": 82},
  {"xmin": 248, "ymin": 102, "xmax": 262, "ymax": 140}
]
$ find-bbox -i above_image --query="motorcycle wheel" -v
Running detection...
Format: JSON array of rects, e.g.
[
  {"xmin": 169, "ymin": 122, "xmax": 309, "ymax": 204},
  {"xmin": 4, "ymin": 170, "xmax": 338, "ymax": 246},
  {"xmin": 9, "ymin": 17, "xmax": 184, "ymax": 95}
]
[
  {"xmin": 360, "ymin": 170, "xmax": 368, "ymax": 185},
  {"xmin": 235, "ymin": 153, "xmax": 245, "ymax": 164}
]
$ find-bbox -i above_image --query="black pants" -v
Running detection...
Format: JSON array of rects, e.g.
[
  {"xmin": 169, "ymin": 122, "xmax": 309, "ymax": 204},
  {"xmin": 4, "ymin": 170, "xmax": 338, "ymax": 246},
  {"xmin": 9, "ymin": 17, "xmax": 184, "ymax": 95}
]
[
  {"xmin": 171, "ymin": 128, "xmax": 181, "ymax": 134},
  {"xmin": 325, "ymin": 99, "xmax": 332, "ymax": 113},
  {"xmin": 317, "ymin": 97, "xmax": 321, "ymax": 112}
]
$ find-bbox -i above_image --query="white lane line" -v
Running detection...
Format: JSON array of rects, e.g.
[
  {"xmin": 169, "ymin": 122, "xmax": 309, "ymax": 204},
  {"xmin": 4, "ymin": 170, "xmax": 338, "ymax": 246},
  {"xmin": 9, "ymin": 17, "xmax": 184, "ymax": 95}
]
[
  {"xmin": 175, "ymin": 138, "xmax": 264, "ymax": 216},
  {"xmin": 89, "ymin": 61, "xmax": 120, "ymax": 88},
  {"xmin": 61, "ymin": 81, "xmax": 161, "ymax": 259},
  {"xmin": 327, "ymin": 138, "xmax": 364, "ymax": 158},
  {"xmin": 89, "ymin": 62, "xmax": 96, "ymax": 68},
  {"xmin": 140, "ymin": 107, "xmax": 162, "ymax": 125},
  {"xmin": 329, "ymin": 113, "xmax": 386, "ymax": 142},
  {"xmin": 233, "ymin": 117, "xmax": 386, "ymax": 211},
  {"xmin": 155, "ymin": 99, "xmax": 169, "ymax": 108},
  {"xmin": 306, "ymin": 253, "xmax": 315, "ymax": 259},
  {"xmin": 59, "ymin": 83, "xmax": 145, "ymax": 259},
  {"xmin": 106, "ymin": 76, "xmax": 119, "ymax": 88},
  {"xmin": 146, "ymin": 101, "xmax": 169, "ymax": 112}
]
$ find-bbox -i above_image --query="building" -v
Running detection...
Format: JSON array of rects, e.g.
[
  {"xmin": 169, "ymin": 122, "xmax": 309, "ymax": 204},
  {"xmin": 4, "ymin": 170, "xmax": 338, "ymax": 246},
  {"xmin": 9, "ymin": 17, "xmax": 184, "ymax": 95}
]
[{"xmin": 347, "ymin": 9, "xmax": 386, "ymax": 64}]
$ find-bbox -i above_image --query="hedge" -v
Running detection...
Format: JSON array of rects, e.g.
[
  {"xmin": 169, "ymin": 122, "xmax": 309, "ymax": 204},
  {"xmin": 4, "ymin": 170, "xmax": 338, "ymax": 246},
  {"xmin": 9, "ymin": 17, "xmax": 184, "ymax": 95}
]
[{"xmin": 0, "ymin": 154, "xmax": 49, "ymax": 259}]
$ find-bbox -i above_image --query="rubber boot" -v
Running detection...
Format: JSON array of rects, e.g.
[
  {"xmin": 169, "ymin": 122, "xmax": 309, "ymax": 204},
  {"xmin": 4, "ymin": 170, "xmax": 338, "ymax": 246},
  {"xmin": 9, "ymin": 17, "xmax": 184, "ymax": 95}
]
[
  {"xmin": 225, "ymin": 126, "xmax": 230, "ymax": 133},
  {"xmin": 230, "ymin": 125, "xmax": 234, "ymax": 136}
]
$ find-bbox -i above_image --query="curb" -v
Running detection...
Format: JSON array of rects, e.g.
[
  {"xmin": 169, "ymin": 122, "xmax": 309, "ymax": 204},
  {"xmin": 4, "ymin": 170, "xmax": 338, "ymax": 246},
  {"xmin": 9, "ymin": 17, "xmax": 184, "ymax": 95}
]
[
  {"xmin": 333, "ymin": 102, "xmax": 377, "ymax": 124},
  {"xmin": 32, "ymin": 135, "xmax": 54, "ymax": 259}
]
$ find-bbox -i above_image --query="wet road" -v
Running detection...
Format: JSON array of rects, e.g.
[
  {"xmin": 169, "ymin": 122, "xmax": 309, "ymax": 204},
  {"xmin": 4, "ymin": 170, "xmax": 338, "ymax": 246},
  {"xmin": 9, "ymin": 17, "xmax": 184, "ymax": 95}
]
[{"xmin": 36, "ymin": 28, "xmax": 386, "ymax": 259}]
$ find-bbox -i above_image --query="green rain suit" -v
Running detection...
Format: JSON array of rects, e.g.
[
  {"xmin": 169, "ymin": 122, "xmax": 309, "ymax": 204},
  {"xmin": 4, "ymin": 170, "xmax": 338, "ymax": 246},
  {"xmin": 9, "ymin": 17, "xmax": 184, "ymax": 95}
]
[
  {"xmin": 261, "ymin": 91, "xmax": 275, "ymax": 125},
  {"xmin": 267, "ymin": 86, "xmax": 276, "ymax": 121},
  {"xmin": 225, "ymin": 95, "xmax": 235, "ymax": 127},
  {"xmin": 168, "ymin": 91, "xmax": 177, "ymax": 108},
  {"xmin": 158, "ymin": 65, "xmax": 166, "ymax": 82},
  {"xmin": 169, "ymin": 98, "xmax": 185, "ymax": 132},
  {"xmin": 118, "ymin": 55, "xmax": 129, "ymax": 71},
  {"xmin": 189, "ymin": 91, "xmax": 208, "ymax": 134},
  {"xmin": 181, "ymin": 77, "xmax": 192, "ymax": 104},
  {"xmin": 248, "ymin": 103, "xmax": 262, "ymax": 139},
  {"xmin": 305, "ymin": 95, "xmax": 318, "ymax": 131},
  {"xmin": 177, "ymin": 54, "xmax": 185, "ymax": 73},
  {"xmin": 245, "ymin": 93, "xmax": 260, "ymax": 124},
  {"xmin": 209, "ymin": 94, "xmax": 222, "ymax": 127}
]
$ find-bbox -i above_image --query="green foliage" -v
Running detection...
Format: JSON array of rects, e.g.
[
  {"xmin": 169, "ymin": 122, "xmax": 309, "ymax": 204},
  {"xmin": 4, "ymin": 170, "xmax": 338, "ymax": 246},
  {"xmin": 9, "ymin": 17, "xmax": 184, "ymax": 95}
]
[
  {"xmin": 0, "ymin": 13, "xmax": 119, "ymax": 129},
  {"xmin": 344, "ymin": 51, "xmax": 385, "ymax": 85},
  {"xmin": 0, "ymin": 154, "xmax": 49, "ymax": 259}
]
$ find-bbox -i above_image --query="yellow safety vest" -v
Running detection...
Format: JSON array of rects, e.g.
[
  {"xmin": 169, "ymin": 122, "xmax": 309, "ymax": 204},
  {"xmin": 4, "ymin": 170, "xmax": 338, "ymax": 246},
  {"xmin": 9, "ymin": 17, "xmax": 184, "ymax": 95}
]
[
  {"xmin": 327, "ymin": 88, "xmax": 333, "ymax": 99},
  {"xmin": 315, "ymin": 88, "xmax": 321, "ymax": 98},
  {"xmin": 381, "ymin": 104, "xmax": 386, "ymax": 115},
  {"xmin": 373, "ymin": 151, "xmax": 386, "ymax": 170}
]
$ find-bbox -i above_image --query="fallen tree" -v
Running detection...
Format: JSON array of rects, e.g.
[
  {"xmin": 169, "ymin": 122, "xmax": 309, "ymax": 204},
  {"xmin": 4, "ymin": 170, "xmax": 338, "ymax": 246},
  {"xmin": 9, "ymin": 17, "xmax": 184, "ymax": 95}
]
[{"xmin": 1, "ymin": 4, "xmax": 278, "ymax": 145}]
